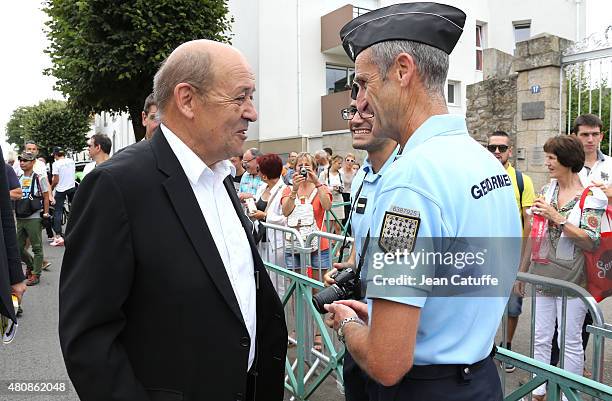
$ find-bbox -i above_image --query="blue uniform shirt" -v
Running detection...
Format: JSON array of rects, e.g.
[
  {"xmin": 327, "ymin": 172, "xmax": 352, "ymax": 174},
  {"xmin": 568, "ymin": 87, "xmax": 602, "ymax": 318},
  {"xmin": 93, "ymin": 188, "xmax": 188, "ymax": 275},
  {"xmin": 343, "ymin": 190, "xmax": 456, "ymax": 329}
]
[
  {"xmin": 367, "ymin": 114, "xmax": 521, "ymax": 365},
  {"xmin": 350, "ymin": 147, "xmax": 399, "ymax": 280}
]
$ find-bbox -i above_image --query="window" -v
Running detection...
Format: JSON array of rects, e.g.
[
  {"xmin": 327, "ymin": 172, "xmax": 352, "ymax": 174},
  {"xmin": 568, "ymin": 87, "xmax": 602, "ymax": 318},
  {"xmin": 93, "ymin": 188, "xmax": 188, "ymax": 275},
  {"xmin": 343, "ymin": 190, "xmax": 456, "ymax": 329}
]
[
  {"xmin": 326, "ymin": 65, "xmax": 355, "ymax": 94},
  {"xmin": 514, "ymin": 21, "xmax": 531, "ymax": 44},
  {"xmin": 476, "ymin": 24, "xmax": 484, "ymax": 71},
  {"xmin": 447, "ymin": 81, "xmax": 460, "ymax": 106}
]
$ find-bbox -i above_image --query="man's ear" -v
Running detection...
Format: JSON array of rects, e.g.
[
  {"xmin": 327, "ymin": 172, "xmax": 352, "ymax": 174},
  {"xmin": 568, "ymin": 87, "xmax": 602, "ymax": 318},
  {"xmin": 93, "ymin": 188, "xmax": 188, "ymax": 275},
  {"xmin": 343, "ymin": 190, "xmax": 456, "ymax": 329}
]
[
  {"xmin": 394, "ymin": 53, "xmax": 417, "ymax": 89},
  {"xmin": 174, "ymin": 83, "xmax": 198, "ymax": 119},
  {"xmin": 141, "ymin": 111, "xmax": 147, "ymax": 127}
]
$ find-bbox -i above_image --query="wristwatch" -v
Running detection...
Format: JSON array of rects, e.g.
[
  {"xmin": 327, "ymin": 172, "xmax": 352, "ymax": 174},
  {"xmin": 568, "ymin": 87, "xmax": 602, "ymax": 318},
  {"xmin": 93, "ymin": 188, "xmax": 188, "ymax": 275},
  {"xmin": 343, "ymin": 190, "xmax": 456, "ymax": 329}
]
[
  {"xmin": 558, "ymin": 219, "xmax": 568, "ymax": 230},
  {"xmin": 337, "ymin": 316, "xmax": 365, "ymax": 343}
]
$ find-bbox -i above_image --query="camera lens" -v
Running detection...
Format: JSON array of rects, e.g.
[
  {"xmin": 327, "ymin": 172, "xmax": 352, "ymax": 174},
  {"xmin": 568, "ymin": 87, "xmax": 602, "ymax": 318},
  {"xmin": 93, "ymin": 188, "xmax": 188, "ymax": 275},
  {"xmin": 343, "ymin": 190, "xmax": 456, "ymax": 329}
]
[{"xmin": 312, "ymin": 285, "xmax": 344, "ymax": 314}]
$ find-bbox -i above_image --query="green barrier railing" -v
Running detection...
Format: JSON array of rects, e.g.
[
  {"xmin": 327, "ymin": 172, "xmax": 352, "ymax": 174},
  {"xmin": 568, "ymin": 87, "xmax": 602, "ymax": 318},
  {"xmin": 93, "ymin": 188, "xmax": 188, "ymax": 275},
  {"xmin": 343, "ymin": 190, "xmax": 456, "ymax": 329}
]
[
  {"xmin": 259, "ymin": 224, "xmax": 611, "ymax": 401},
  {"xmin": 265, "ymin": 262, "xmax": 345, "ymax": 400},
  {"xmin": 496, "ymin": 347, "xmax": 612, "ymax": 401},
  {"xmin": 325, "ymin": 201, "xmax": 351, "ymax": 263}
]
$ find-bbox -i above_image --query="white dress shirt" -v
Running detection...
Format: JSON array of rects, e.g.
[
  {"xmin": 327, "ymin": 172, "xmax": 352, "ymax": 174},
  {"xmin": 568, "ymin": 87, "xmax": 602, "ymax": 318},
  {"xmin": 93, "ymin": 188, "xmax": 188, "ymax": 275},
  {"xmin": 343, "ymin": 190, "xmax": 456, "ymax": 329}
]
[{"xmin": 161, "ymin": 124, "xmax": 257, "ymax": 370}]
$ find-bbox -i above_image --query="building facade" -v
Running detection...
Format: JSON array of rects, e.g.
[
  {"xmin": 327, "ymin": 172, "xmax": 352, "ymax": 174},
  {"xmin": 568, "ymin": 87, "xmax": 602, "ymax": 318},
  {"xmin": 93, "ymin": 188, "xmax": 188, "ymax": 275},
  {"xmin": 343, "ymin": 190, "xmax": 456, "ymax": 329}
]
[{"xmin": 94, "ymin": 0, "xmax": 586, "ymax": 159}]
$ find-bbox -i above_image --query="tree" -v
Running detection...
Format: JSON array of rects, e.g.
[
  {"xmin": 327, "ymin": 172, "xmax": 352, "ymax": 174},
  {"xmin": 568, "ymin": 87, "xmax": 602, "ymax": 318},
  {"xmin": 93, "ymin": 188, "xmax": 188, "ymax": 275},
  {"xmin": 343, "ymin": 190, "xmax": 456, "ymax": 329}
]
[
  {"xmin": 5, "ymin": 106, "xmax": 34, "ymax": 148},
  {"xmin": 43, "ymin": 0, "xmax": 233, "ymax": 142},
  {"xmin": 5, "ymin": 100, "xmax": 91, "ymax": 156}
]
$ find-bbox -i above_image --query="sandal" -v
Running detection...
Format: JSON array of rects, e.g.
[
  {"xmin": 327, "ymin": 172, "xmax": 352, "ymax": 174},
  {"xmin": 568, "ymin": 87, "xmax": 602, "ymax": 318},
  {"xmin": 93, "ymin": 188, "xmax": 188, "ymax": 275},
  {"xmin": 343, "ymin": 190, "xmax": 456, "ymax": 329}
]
[
  {"xmin": 288, "ymin": 330, "xmax": 296, "ymax": 348},
  {"xmin": 314, "ymin": 334, "xmax": 322, "ymax": 351}
]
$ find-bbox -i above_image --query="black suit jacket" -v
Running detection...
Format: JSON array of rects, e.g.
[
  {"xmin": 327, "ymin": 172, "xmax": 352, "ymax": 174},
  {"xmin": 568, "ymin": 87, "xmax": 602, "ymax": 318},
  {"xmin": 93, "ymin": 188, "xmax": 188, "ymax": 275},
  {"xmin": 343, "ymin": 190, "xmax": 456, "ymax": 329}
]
[
  {"xmin": 0, "ymin": 144, "xmax": 24, "ymax": 322},
  {"xmin": 59, "ymin": 129, "xmax": 287, "ymax": 401}
]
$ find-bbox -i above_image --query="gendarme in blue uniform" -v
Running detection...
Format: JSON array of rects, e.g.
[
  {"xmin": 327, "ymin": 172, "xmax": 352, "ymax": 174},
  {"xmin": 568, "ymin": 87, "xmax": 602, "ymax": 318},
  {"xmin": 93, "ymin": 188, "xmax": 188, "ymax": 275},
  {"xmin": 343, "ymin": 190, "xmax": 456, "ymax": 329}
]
[
  {"xmin": 351, "ymin": 147, "xmax": 399, "ymax": 277},
  {"xmin": 367, "ymin": 114, "xmax": 521, "ymax": 366}
]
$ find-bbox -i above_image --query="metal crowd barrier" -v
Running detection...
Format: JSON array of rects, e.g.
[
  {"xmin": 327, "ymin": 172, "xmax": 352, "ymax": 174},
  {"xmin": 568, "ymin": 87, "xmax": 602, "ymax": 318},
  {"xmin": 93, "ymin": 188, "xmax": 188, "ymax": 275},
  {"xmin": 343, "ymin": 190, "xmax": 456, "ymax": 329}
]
[
  {"xmin": 258, "ymin": 224, "xmax": 611, "ymax": 401},
  {"xmin": 498, "ymin": 272, "xmax": 611, "ymax": 401},
  {"xmin": 260, "ymin": 223, "xmax": 354, "ymax": 400}
]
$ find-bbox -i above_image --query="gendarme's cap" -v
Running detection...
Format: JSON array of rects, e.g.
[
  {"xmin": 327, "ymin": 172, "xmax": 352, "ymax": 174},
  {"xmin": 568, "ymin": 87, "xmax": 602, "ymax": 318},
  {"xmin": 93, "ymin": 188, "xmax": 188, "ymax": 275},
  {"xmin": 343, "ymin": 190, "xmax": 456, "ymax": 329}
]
[
  {"xmin": 19, "ymin": 152, "xmax": 36, "ymax": 161},
  {"xmin": 340, "ymin": 2, "xmax": 466, "ymax": 61}
]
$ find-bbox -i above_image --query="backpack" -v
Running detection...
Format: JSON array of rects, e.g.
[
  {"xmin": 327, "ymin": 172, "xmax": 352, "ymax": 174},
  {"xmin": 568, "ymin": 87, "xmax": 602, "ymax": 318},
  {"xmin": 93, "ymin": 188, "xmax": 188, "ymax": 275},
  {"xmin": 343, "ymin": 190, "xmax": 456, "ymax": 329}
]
[
  {"xmin": 516, "ymin": 169, "xmax": 525, "ymax": 226},
  {"xmin": 15, "ymin": 173, "xmax": 43, "ymax": 218}
]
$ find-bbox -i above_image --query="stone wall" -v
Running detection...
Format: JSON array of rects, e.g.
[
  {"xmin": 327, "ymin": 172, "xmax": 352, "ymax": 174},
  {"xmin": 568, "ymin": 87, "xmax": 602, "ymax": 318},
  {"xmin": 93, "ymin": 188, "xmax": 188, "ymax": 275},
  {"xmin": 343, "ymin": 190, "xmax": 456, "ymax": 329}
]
[
  {"xmin": 466, "ymin": 75, "xmax": 518, "ymax": 150},
  {"xmin": 466, "ymin": 35, "xmax": 571, "ymax": 191}
]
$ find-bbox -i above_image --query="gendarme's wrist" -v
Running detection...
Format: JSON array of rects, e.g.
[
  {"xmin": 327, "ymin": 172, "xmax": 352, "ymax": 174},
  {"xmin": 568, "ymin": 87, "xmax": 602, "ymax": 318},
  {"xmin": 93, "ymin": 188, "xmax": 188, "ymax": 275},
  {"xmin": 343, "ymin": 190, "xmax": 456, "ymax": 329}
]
[{"xmin": 337, "ymin": 316, "xmax": 365, "ymax": 343}]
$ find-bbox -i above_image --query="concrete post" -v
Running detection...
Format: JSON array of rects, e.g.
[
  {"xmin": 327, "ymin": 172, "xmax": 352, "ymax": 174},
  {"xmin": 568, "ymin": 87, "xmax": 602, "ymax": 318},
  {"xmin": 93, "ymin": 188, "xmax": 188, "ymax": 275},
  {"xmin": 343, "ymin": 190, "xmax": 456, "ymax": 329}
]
[{"xmin": 513, "ymin": 34, "xmax": 572, "ymax": 191}]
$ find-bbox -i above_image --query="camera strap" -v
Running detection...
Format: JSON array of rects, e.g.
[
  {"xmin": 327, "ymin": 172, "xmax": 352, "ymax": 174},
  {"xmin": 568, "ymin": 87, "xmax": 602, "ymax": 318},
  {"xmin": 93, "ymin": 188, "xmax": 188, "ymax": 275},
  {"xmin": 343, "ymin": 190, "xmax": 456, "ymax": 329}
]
[{"xmin": 337, "ymin": 172, "xmax": 367, "ymax": 261}]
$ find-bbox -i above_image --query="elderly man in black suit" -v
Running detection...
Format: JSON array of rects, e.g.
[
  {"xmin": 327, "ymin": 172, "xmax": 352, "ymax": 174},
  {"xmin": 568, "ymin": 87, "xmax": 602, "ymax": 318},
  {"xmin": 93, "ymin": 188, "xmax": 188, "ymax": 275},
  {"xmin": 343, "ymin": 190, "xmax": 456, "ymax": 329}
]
[
  {"xmin": 59, "ymin": 40, "xmax": 287, "ymax": 401},
  {"xmin": 0, "ymin": 144, "xmax": 26, "ymax": 324}
]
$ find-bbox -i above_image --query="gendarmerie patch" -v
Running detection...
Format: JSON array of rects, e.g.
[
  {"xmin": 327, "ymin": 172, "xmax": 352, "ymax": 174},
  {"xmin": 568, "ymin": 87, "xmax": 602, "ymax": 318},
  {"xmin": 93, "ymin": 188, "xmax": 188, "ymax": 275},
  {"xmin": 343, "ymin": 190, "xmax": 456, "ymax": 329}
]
[{"xmin": 378, "ymin": 209, "xmax": 421, "ymax": 253}]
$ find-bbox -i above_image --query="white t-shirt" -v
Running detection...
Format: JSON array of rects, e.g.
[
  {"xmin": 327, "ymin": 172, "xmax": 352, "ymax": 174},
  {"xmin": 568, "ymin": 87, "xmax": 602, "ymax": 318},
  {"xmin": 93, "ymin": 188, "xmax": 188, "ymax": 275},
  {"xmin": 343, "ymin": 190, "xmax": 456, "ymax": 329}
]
[
  {"xmin": 83, "ymin": 161, "xmax": 97, "ymax": 177},
  {"xmin": 579, "ymin": 151, "xmax": 612, "ymax": 187},
  {"xmin": 52, "ymin": 158, "xmax": 76, "ymax": 192}
]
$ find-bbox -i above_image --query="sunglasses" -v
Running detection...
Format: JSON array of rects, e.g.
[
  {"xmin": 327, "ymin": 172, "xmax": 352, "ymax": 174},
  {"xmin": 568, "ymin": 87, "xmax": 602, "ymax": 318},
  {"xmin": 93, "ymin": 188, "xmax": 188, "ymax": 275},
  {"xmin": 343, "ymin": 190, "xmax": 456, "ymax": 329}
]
[
  {"xmin": 487, "ymin": 144, "xmax": 509, "ymax": 153},
  {"xmin": 346, "ymin": 159, "xmax": 355, "ymax": 163}
]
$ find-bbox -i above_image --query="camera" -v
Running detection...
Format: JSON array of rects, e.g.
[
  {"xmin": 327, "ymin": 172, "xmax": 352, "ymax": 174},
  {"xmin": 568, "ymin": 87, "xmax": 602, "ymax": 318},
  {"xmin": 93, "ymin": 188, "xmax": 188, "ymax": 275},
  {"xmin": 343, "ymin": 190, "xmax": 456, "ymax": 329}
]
[
  {"xmin": 300, "ymin": 167, "xmax": 308, "ymax": 178},
  {"xmin": 312, "ymin": 267, "xmax": 361, "ymax": 314}
]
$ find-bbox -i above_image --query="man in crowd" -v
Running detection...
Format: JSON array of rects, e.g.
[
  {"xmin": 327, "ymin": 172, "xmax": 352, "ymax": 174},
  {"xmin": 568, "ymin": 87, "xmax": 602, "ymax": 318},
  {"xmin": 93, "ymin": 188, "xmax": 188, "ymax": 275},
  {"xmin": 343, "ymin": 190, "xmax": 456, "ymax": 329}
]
[
  {"xmin": 314, "ymin": 149, "xmax": 329, "ymax": 176},
  {"xmin": 574, "ymin": 113, "xmax": 612, "ymax": 189},
  {"xmin": 325, "ymin": 99, "xmax": 397, "ymax": 400},
  {"xmin": 5, "ymin": 160, "xmax": 22, "ymax": 201},
  {"xmin": 325, "ymin": 4, "xmax": 520, "ymax": 400},
  {"xmin": 16, "ymin": 152, "xmax": 50, "ymax": 286},
  {"xmin": 239, "ymin": 147, "xmax": 262, "ymax": 200},
  {"xmin": 283, "ymin": 151, "xmax": 298, "ymax": 185},
  {"xmin": 83, "ymin": 134, "xmax": 112, "ymax": 177},
  {"xmin": 59, "ymin": 39, "xmax": 287, "ymax": 401},
  {"xmin": 488, "ymin": 131, "xmax": 536, "ymax": 373},
  {"xmin": 142, "ymin": 93, "xmax": 160, "ymax": 140},
  {"xmin": 230, "ymin": 155, "xmax": 246, "ymax": 192},
  {"xmin": 15, "ymin": 141, "xmax": 54, "ymax": 205},
  {"xmin": 50, "ymin": 147, "xmax": 75, "ymax": 247},
  {"xmin": 0, "ymin": 144, "xmax": 26, "ymax": 324}
]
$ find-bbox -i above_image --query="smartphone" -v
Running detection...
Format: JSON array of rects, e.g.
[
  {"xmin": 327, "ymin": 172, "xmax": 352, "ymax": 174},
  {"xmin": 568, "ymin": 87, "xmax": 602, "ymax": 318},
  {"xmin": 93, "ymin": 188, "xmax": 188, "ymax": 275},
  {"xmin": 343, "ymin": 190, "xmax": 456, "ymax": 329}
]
[{"xmin": 245, "ymin": 198, "xmax": 257, "ymax": 214}]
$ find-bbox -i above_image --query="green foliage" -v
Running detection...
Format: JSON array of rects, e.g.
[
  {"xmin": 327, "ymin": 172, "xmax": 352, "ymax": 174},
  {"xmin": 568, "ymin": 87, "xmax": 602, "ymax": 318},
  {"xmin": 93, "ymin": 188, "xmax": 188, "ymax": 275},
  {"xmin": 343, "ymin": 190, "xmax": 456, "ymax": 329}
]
[
  {"xmin": 43, "ymin": 0, "xmax": 233, "ymax": 141},
  {"xmin": 5, "ymin": 100, "xmax": 90, "ymax": 156},
  {"xmin": 5, "ymin": 106, "xmax": 34, "ymax": 149},
  {"xmin": 565, "ymin": 65, "xmax": 611, "ymax": 154}
]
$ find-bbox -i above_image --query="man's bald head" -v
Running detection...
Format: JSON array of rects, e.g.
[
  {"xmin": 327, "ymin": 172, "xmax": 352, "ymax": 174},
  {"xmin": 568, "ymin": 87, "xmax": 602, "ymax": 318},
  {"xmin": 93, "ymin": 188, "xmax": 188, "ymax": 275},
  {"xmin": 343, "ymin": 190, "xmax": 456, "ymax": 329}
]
[{"xmin": 153, "ymin": 40, "xmax": 239, "ymax": 116}]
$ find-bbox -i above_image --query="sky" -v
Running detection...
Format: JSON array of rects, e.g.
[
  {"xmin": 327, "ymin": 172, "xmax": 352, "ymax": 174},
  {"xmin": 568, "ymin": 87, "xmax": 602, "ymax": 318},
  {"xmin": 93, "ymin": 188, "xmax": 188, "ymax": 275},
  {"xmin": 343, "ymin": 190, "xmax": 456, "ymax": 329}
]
[{"xmin": 0, "ymin": 0, "xmax": 611, "ymax": 157}]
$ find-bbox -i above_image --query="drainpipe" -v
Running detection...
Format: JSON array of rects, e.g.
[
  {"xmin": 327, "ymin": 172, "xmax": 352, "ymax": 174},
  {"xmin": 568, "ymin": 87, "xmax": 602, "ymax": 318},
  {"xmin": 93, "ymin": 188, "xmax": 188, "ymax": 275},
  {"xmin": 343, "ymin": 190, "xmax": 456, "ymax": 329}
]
[
  {"xmin": 575, "ymin": 0, "xmax": 582, "ymax": 41},
  {"xmin": 296, "ymin": 0, "xmax": 303, "ymax": 146}
]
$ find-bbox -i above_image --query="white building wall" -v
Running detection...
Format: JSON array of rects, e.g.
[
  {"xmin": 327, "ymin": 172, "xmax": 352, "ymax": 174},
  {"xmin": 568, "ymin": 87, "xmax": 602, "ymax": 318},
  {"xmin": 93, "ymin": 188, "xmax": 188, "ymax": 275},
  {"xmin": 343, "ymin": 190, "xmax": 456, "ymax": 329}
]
[
  {"xmin": 99, "ymin": 0, "xmax": 585, "ymax": 151},
  {"xmin": 93, "ymin": 111, "xmax": 135, "ymax": 155}
]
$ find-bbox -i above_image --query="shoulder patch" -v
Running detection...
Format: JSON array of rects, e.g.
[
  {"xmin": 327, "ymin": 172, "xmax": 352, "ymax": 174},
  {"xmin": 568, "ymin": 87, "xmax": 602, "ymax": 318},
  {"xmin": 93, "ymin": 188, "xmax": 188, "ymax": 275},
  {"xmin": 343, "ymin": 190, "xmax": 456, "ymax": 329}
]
[{"xmin": 378, "ymin": 211, "xmax": 421, "ymax": 253}]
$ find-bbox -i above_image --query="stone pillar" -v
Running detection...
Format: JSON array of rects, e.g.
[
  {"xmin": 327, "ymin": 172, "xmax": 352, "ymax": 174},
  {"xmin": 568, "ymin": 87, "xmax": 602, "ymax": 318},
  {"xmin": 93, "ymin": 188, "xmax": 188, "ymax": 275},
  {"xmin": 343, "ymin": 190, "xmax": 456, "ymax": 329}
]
[{"xmin": 513, "ymin": 34, "xmax": 572, "ymax": 191}]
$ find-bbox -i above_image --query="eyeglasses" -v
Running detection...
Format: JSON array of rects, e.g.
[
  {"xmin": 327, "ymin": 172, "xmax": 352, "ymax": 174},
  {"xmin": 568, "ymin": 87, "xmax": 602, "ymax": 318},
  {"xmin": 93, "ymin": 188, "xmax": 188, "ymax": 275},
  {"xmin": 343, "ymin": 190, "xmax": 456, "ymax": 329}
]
[
  {"xmin": 340, "ymin": 107, "xmax": 374, "ymax": 121},
  {"xmin": 487, "ymin": 144, "xmax": 509, "ymax": 153}
]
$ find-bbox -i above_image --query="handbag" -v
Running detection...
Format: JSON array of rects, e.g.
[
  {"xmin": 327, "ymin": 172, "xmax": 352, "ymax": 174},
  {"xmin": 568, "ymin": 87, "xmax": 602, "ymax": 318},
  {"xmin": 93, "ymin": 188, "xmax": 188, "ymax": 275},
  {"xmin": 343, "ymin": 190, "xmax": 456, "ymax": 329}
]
[
  {"xmin": 579, "ymin": 188, "xmax": 612, "ymax": 302},
  {"xmin": 15, "ymin": 173, "xmax": 43, "ymax": 218},
  {"xmin": 285, "ymin": 188, "xmax": 319, "ymax": 251}
]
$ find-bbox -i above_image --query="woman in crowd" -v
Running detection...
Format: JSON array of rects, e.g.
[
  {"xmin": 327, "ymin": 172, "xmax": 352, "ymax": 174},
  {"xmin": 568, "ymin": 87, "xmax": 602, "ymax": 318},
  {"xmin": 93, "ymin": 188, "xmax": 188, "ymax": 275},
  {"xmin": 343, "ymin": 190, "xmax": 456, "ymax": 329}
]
[
  {"xmin": 340, "ymin": 153, "xmax": 356, "ymax": 233},
  {"xmin": 281, "ymin": 152, "xmax": 332, "ymax": 277},
  {"xmin": 249, "ymin": 154, "xmax": 287, "ymax": 262},
  {"xmin": 517, "ymin": 135, "xmax": 606, "ymax": 401},
  {"xmin": 249, "ymin": 154, "xmax": 287, "ymax": 295},
  {"xmin": 318, "ymin": 155, "xmax": 345, "ymax": 234}
]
